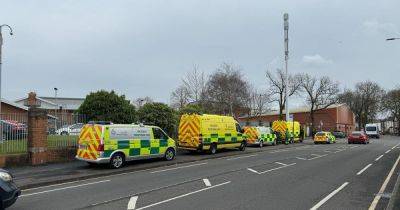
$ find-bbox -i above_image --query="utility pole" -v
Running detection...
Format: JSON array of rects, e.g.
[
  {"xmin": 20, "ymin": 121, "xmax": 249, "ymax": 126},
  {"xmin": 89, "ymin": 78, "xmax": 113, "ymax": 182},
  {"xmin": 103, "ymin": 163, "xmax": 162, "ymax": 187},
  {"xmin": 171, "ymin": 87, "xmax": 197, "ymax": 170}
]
[
  {"xmin": 283, "ymin": 13, "xmax": 290, "ymax": 122},
  {"xmin": 54, "ymin": 87, "xmax": 58, "ymax": 130},
  {"xmin": 0, "ymin": 24, "xmax": 13, "ymax": 141}
]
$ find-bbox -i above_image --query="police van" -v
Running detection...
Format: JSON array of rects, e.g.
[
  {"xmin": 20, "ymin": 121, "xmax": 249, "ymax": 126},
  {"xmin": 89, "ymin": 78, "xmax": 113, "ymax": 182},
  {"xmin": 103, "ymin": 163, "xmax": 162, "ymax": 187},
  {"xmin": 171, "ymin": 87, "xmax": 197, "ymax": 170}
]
[
  {"xmin": 76, "ymin": 123, "xmax": 176, "ymax": 168},
  {"xmin": 178, "ymin": 114, "xmax": 246, "ymax": 154}
]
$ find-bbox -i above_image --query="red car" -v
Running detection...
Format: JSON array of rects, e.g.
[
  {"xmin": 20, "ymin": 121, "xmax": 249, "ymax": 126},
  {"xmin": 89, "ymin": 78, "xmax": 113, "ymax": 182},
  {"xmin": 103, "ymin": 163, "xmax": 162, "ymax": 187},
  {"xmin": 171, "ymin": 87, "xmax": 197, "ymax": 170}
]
[{"xmin": 348, "ymin": 131, "xmax": 369, "ymax": 144}]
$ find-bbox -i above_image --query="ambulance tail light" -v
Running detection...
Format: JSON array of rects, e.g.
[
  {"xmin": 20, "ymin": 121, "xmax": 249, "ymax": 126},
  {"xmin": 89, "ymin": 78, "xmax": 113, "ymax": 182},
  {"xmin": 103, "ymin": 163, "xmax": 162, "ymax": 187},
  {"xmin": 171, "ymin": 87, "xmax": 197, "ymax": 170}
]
[{"xmin": 97, "ymin": 144, "xmax": 104, "ymax": 152}]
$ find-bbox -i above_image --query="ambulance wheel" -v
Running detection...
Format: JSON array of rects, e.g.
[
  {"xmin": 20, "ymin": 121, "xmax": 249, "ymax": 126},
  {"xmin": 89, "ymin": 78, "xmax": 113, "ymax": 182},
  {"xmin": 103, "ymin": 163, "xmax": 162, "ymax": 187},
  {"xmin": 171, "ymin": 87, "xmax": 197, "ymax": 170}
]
[
  {"xmin": 110, "ymin": 153, "xmax": 125, "ymax": 169},
  {"xmin": 272, "ymin": 139, "xmax": 276, "ymax": 146},
  {"xmin": 239, "ymin": 141, "xmax": 246, "ymax": 151},
  {"xmin": 209, "ymin": 143, "xmax": 217, "ymax": 154},
  {"xmin": 259, "ymin": 141, "xmax": 263, "ymax": 148},
  {"xmin": 165, "ymin": 148, "xmax": 175, "ymax": 161}
]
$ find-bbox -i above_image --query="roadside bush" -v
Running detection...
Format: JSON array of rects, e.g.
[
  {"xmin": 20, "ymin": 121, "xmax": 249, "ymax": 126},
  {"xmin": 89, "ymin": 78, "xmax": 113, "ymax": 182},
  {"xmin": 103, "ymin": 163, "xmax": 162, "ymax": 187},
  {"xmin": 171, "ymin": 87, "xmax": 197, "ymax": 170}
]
[
  {"xmin": 77, "ymin": 90, "xmax": 136, "ymax": 123},
  {"xmin": 138, "ymin": 103, "xmax": 178, "ymax": 136}
]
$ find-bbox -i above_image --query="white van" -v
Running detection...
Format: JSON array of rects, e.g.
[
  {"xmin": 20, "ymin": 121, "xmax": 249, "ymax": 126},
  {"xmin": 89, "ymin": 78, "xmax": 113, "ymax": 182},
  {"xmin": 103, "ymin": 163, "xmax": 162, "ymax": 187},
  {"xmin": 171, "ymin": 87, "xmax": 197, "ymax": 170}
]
[{"xmin": 365, "ymin": 123, "xmax": 380, "ymax": 139}]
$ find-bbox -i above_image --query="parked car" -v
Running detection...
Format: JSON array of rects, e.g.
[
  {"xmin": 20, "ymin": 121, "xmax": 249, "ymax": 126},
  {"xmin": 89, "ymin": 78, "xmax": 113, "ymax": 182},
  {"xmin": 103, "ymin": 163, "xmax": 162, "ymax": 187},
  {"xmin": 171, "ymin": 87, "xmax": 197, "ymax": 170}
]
[
  {"xmin": 332, "ymin": 131, "xmax": 346, "ymax": 139},
  {"xmin": 348, "ymin": 131, "xmax": 369, "ymax": 144},
  {"xmin": 55, "ymin": 123, "xmax": 84, "ymax": 136},
  {"xmin": 314, "ymin": 131, "xmax": 336, "ymax": 144},
  {"xmin": 0, "ymin": 169, "xmax": 20, "ymax": 209},
  {"xmin": 0, "ymin": 120, "xmax": 27, "ymax": 140}
]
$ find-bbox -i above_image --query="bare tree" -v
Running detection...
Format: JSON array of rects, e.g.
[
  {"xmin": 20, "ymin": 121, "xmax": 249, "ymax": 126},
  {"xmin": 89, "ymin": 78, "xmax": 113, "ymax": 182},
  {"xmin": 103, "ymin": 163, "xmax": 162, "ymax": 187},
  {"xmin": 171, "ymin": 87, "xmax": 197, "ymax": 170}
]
[
  {"xmin": 300, "ymin": 74, "xmax": 340, "ymax": 133},
  {"xmin": 182, "ymin": 65, "xmax": 206, "ymax": 103},
  {"xmin": 202, "ymin": 63, "xmax": 251, "ymax": 116},
  {"xmin": 339, "ymin": 81, "xmax": 384, "ymax": 130},
  {"xmin": 382, "ymin": 88, "xmax": 400, "ymax": 135},
  {"xmin": 170, "ymin": 85, "xmax": 190, "ymax": 109},
  {"xmin": 266, "ymin": 69, "xmax": 301, "ymax": 120},
  {"xmin": 245, "ymin": 87, "xmax": 271, "ymax": 118}
]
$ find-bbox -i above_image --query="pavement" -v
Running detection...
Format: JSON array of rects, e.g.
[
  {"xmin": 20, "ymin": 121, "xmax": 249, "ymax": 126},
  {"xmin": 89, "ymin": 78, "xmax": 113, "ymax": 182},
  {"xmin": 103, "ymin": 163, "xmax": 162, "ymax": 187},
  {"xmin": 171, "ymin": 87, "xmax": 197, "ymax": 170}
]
[{"xmin": 8, "ymin": 136, "xmax": 400, "ymax": 210}]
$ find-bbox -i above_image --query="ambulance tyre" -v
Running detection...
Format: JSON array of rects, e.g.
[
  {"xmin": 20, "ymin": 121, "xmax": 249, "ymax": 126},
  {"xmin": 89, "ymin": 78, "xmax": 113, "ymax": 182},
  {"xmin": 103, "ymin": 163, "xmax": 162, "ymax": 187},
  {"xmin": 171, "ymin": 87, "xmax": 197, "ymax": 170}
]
[
  {"xmin": 164, "ymin": 148, "xmax": 175, "ymax": 161},
  {"xmin": 209, "ymin": 143, "xmax": 217, "ymax": 155},
  {"xmin": 259, "ymin": 141, "xmax": 263, "ymax": 148},
  {"xmin": 110, "ymin": 153, "xmax": 125, "ymax": 169},
  {"xmin": 239, "ymin": 141, "xmax": 246, "ymax": 151},
  {"xmin": 272, "ymin": 139, "xmax": 277, "ymax": 146}
]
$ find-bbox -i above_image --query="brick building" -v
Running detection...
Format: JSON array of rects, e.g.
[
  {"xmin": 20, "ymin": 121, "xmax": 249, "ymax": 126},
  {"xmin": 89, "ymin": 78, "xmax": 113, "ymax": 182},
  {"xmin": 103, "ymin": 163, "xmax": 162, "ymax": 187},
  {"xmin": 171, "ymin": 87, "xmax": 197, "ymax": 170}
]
[
  {"xmin": 239, "ymin": 104, "xmax": 356, "ymax": 136},
  {"xmin": 1, "ymin": 99, "xmax": 28, "ymax": 115}
]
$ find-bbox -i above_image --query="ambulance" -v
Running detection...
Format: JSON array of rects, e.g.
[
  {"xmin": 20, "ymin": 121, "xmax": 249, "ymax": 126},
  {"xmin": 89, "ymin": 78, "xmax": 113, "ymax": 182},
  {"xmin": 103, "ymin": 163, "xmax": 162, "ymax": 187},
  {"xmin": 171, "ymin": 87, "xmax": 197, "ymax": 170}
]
[
  {"xmin": 244, "ymin": 126, "xmax": 277, "ymax": 147},
  {"xmin": 178, "ymin": 114, "xmax": 246, "ymax": 154},
  {"xmin": 272, "ymin": 120, "xmax": 301, "ymax": 144},
  {"xmin": 76, "ymin": 123, "xmax": 176, "ymax": 168},
  {"xmin": 286, "ymin": 121, "xmax": 301, "ymax": 142}
]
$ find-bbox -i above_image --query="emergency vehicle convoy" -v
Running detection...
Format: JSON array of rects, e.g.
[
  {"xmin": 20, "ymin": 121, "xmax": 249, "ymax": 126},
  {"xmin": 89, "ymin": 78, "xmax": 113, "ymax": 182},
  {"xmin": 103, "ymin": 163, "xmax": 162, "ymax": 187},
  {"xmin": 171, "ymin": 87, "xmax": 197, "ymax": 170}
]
[
  {"xmin": 243, "ymin": 126, "xmax": 277, "ymax": 147},
  {"xmin": 76, "ymin": 123, "xmax": 176, "ymax": 168},
  {"xmin": 178, "ymin": 114, "xmax": 246, "ymax": 154}
]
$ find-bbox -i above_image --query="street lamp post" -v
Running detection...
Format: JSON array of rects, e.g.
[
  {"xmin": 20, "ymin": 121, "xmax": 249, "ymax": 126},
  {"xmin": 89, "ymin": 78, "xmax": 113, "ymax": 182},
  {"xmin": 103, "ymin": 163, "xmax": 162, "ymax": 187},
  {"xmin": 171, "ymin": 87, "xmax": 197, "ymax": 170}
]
[{"xmin": 0, "ymin": 24, "xmax": 13, "ymax": 141}]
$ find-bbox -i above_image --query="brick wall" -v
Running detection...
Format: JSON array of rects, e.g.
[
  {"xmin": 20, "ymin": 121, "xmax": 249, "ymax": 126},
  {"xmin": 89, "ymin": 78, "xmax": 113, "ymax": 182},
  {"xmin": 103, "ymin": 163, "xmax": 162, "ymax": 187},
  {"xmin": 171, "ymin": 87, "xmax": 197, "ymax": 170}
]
[{"xmin": 239, "ymin": 105, "xmax": 356, "ymax": 135}]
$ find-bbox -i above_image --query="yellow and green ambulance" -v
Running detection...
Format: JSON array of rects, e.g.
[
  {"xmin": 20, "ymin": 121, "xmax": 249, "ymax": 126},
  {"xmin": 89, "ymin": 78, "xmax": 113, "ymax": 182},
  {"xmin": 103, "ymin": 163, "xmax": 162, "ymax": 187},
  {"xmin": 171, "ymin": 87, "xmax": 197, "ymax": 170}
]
[
  {"xmin": 76, "ymin": 123, "xmax": 176, "ymax": 168},
  {"xmin": 244, "ymin": 126, "xmax": 277, "ymax": 147},
  {"xmin": 178, "ymin": 114, "xmax": 246, "ymax": 154}
]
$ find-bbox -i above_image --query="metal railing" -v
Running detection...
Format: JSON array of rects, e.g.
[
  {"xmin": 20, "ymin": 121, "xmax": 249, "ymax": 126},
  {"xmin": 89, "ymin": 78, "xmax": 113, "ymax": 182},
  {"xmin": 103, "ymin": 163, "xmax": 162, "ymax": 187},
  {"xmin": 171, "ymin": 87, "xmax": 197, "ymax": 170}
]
[
  {"xmin": 47, "ymin": 113, "xmax": 86, "ymax": 149},
  {"xmin": 0, "ymin": 113, "xmax": 28, "ymax": 154}
]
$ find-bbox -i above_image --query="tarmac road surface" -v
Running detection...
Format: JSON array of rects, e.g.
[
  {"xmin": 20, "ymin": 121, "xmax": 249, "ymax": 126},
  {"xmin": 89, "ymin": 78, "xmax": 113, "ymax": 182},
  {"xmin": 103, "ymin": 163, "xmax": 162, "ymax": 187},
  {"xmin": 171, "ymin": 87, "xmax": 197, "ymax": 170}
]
[{"xmin": 10, "ymin": 136, "xmax": 400, "ymax": 210}]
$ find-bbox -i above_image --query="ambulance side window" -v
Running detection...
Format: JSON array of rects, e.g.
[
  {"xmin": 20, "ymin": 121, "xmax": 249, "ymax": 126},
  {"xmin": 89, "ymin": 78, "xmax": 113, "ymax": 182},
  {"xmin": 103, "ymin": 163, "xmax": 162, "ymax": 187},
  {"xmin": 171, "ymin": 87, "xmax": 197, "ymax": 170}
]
[{"xmin": 153, "ymin": 128, "xmax": 168, "ymax": 140}]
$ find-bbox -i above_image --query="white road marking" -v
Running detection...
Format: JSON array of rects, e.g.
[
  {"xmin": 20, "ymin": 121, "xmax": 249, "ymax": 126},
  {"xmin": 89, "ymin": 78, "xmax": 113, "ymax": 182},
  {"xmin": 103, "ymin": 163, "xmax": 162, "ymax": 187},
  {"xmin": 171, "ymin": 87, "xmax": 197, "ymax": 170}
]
[
  {"xmin": 385, "ymin": 149, "xmax": 391, "ymax": 154},
  {"xmin": 270, "ymin": 149, "xmax": 290, "ymax": 153},
  {"xmin": 392, "ymin": 143, "xmax": 400, "ymax": 149},
  {"xmin": 20, "ymin": 180, "xmax": 110, "ymax": 197},
  {"xmin": 369, "ymin": 153, "xmax": 400, "ymax": 210},
  {"xmin": 296, "ymin": 157, "xmax": 307, "ymax": 160},
  {"xmin": 135, "ymin": 181, "xmax": 231, "ymax": 210},
  {"xmin": 310, "ymin": 182, "xmax": 349, "ymax": 210},
  {"xmin": 333, "ymin": 149, "xmax": 345, "ymax": 153},
  {"xmin": 375, "ymin": 155, "xmax": 384, "ymax": 161},
  {"xmin": 150, "ymin": 162, "xmax": 208, "ymax": 174},
  {"xmin": 247, "ymin": 168, "xmax": 260, "ymax": 174},
  {"xmin": 324, "ymin": 150, "xmax": 334, "ymax": 153},
  {"xmin": 308, "ymin": 154, "xmax": 328, "ymax": 160},
  {"xmin": 22, "ymin": 179, "xmax": 90, "ymax": 192},
  {"xmin": 202, "ymin": 178, "xmax": 211, "ymax": 187},
  {"xmin": 227, "ymin": 154, "xmax": 257, "ymax": 161},
  {"xmin": 275, "ymin": 162, "xmax": 288, "ymax": 166},
  {"xmin": 127, "ymin": 196, "xmax": 138, "ymax": 210},
  {"xmin": 356, "ymin": 164, "xmax": 373, "ymax": 175},
  {"xmin": 259, "ymin": 163, "xmax": 296, "ymax": 174},
  {"xmin": 350, "ymin": 146, "xmax": 359, "ymax": 149}
]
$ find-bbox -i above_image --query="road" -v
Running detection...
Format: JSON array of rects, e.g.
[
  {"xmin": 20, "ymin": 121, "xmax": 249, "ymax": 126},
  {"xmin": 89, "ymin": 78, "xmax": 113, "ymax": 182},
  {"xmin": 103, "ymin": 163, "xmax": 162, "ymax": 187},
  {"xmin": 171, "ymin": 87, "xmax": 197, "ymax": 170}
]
[{"xmin": 10, "ymin": 136, "xmax": 400, "ymax": 210}]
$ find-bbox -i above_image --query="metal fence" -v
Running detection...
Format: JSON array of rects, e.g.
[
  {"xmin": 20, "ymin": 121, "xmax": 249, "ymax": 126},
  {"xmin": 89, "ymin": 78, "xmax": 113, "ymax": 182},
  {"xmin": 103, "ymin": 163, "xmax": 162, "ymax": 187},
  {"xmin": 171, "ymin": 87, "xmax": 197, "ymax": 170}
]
[
  {"xmin": 0, "ymin": 113, "xmax": 28, "ymax": 154},
  {"xmin": 47, "ymin": 113, "xmax": 86, "ymax": 149}
]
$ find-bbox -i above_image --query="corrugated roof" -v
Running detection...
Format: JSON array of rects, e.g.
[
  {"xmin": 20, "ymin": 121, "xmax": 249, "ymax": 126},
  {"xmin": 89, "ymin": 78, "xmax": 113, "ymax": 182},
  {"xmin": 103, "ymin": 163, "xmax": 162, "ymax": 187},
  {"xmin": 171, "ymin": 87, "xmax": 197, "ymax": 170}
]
[{"xmin": 1, "ymin": 98, "xmax": 28, "ymax": 111}]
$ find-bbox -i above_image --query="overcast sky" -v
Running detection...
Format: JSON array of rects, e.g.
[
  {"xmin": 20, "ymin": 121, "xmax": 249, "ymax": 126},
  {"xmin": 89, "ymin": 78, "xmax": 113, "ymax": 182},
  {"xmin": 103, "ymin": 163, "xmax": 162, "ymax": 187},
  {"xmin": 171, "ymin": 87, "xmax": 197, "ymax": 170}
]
[{"xmin": 1, "ymin": 0, "xmax": 399, "ymax": 106}]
